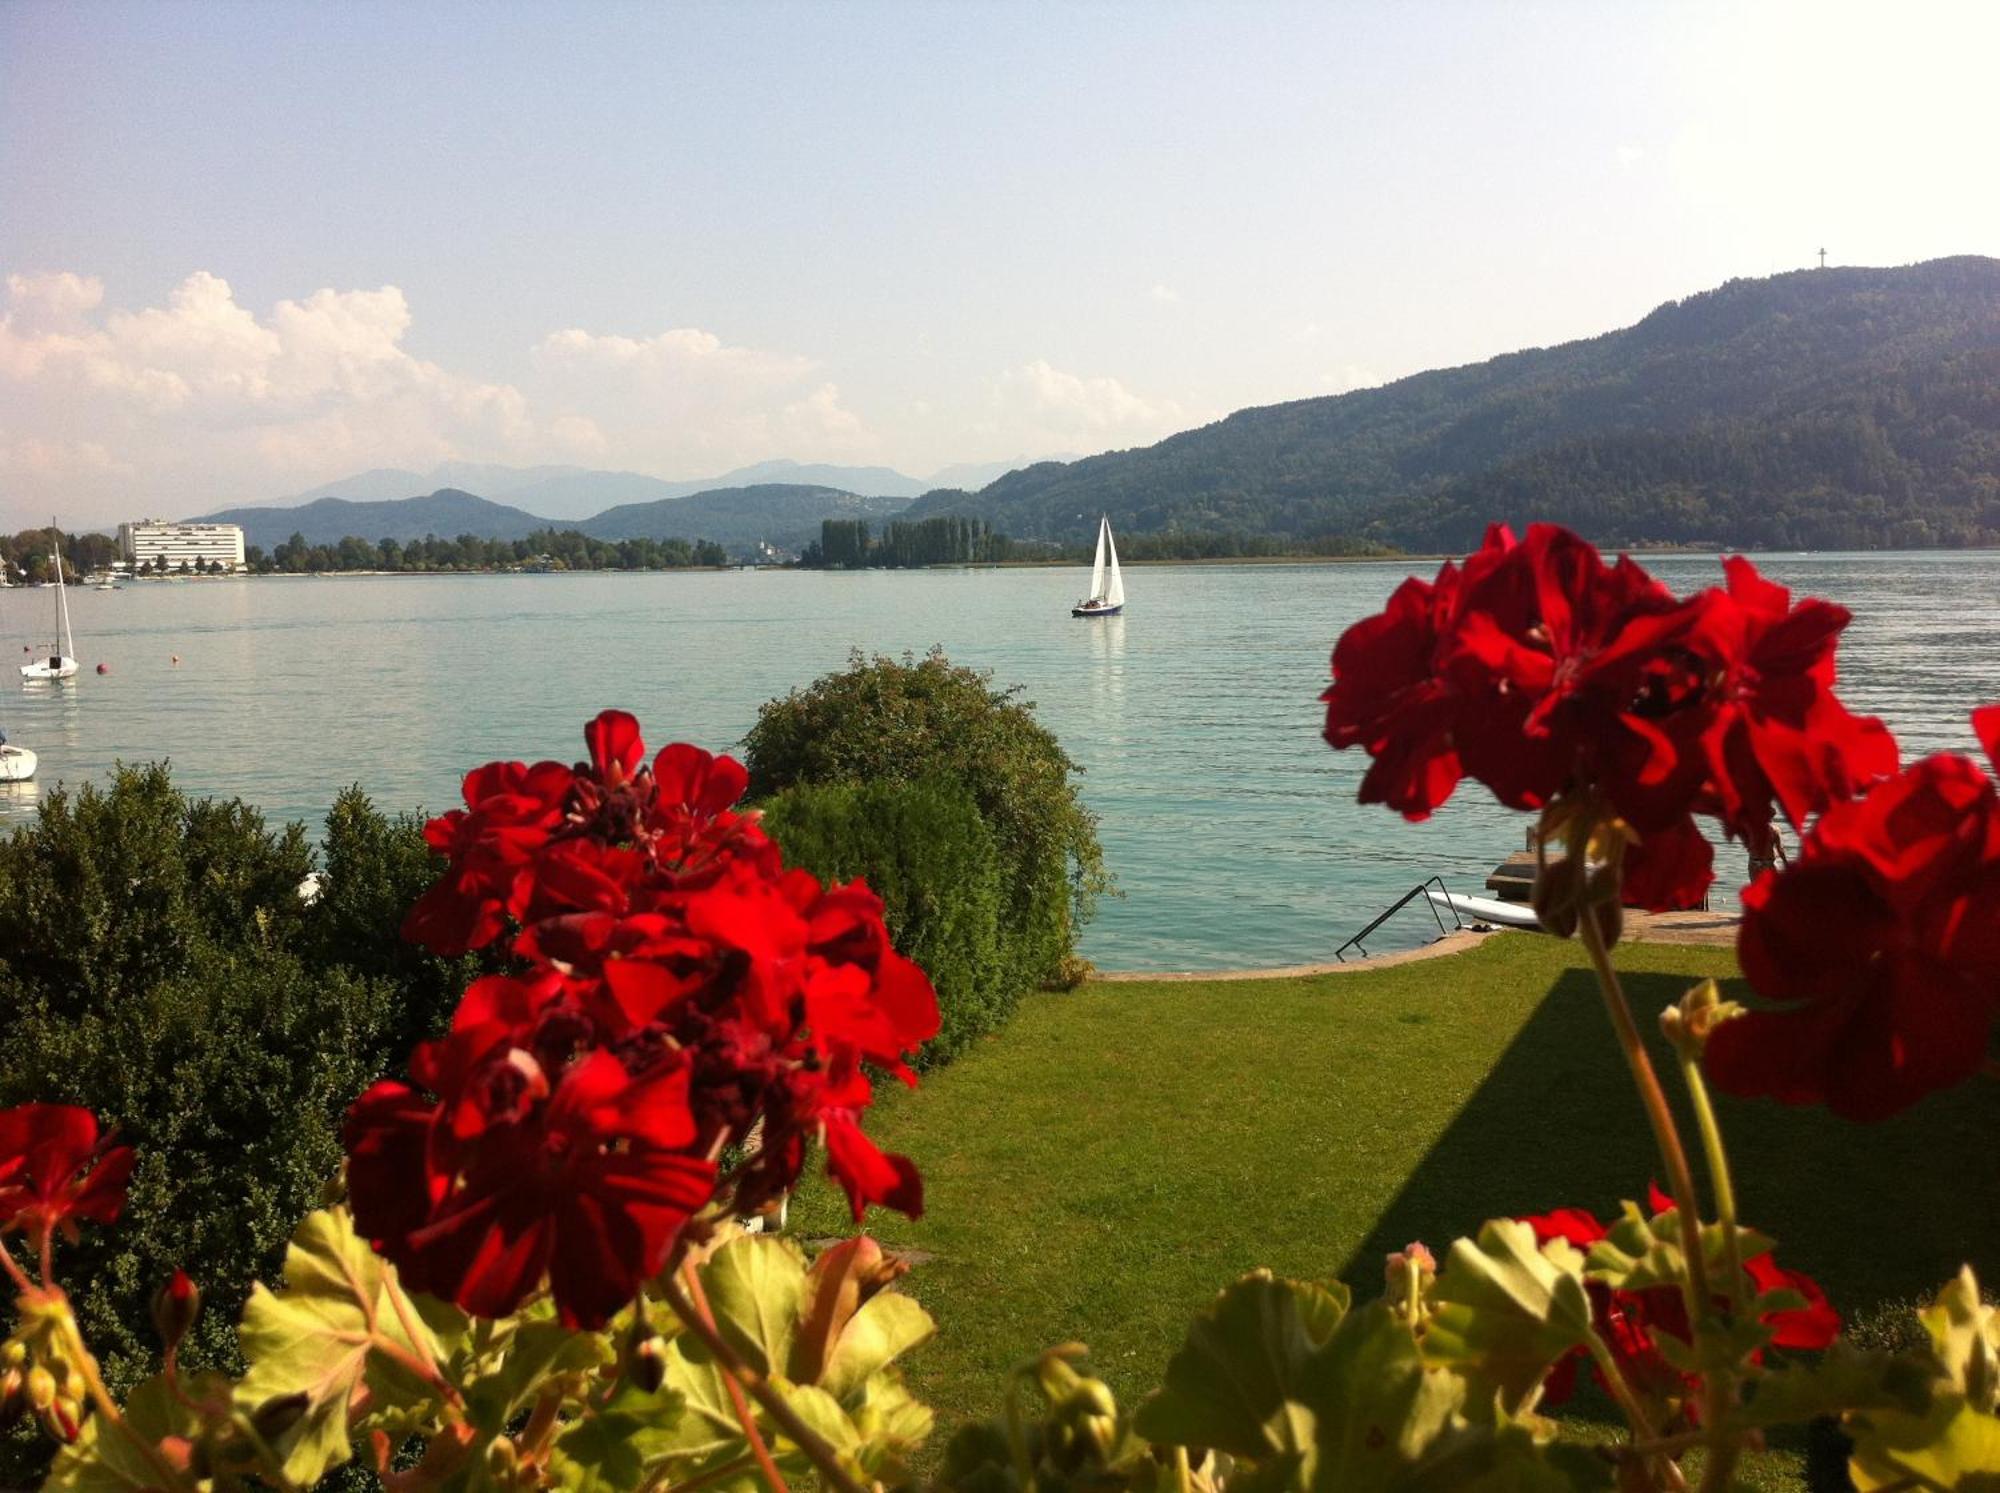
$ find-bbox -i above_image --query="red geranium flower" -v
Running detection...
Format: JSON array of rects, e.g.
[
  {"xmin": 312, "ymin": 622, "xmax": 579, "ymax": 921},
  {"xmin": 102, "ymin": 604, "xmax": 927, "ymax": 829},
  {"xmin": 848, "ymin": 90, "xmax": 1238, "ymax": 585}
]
[
  {"xmin": 1706, "ymin": 708, "xmax": 2000, "ymax": 1121},
  {"xmin": 1521, "ymin": 1196, "xmax": 1838, "ymax": 1415},
  {"xmin": 346, "ymin": 1034, "xmax": 714, "ymax": 1329},
  {"xmin": 359, "ymin": 712, "xmax": 938, "ymax": 1327},
  {"xmin": 0, "ymin": 1103, "xmax": 135, "ymax": 1245},
  {"xmin": 1700, "ymin": 557, "xmax": 1896, "ymax": 850}
]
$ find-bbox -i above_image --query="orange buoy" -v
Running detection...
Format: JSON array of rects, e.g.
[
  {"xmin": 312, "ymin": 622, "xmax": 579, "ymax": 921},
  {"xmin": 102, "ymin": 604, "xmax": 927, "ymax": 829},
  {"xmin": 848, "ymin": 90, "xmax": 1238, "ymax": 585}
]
[
  {"xmin": 170, "ymin": 654, "xmax": 181, "ymax": 666},
  {"xmin": 96, "ymin": 662, "xmax": 110, "ymax": 675}
]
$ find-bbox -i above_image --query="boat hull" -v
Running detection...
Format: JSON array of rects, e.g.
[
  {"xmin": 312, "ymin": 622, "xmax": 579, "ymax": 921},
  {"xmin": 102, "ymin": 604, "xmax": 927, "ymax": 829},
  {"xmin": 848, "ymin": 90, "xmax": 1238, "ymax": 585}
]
[
  {"xmin": 1424, "ymin": 889, "xmax": 1542, "ymax": 930},
  {"xmin": 0, "ymin": 745, "xmax": 36, "ymax": 782},
  {"xmin": 20, "ymin": 658, "xmax": 78, "ymax": 680},
  {"xmin": 1071, "ymin": 602, "xmax": 1124, "ymax": 617}
]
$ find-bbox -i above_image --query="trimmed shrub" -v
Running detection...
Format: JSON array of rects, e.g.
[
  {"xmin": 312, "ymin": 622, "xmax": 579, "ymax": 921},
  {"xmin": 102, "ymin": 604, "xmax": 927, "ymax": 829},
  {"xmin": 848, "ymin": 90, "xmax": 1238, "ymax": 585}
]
[
  {"xmin": 743, "ymin": 649, "xmax": 1109, "ymax": 992},
  {"xmin": 760, "ymin": 778, "xmax": 1007, "ymax": 1065},
  {"xmin": 0, "ymin": 767, "xmax": 458, "ymax": 1483}
]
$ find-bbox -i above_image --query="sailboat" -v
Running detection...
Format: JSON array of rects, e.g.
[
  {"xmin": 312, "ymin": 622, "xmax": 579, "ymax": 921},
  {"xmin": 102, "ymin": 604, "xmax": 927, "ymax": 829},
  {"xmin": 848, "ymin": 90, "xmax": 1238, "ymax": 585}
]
[
  {"xmin": 1071, "ymin": 514, "xmax": 1126, "ymax": 617},
  {"xmin": 21, "ymin": 522, "xmax": 79, "ymax": 680}
]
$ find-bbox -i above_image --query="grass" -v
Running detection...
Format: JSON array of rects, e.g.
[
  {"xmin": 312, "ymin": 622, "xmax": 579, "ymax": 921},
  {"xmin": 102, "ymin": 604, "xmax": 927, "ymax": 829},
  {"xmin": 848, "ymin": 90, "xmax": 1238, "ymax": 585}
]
[{"xmin": 789, "ymin": 931, "xmax": 1998, "ymax": 1489}]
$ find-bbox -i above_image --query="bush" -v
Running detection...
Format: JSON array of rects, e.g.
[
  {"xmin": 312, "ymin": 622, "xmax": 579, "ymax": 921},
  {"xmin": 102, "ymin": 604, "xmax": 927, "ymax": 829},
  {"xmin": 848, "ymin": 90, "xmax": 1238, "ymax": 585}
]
[
  {"xmin": 0, "ymin": 768, "xmax": 455, "ymax": 1483},
  {"xmin": 308, "ymin": 785, "xmax": 487, "ymax": 1058},
  {"xmin": 760, "ymin": 778, "xmax": 1007, "ymax": 1065},
  {"xmin": 743, "ymin": 649, "xmax": 1109, "ymax": 992}
]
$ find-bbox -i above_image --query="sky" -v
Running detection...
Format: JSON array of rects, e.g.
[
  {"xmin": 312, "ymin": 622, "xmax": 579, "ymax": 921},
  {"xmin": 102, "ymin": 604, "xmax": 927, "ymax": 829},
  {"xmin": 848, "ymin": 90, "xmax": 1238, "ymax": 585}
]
[{"xmin": 4, "ymin": 0, "xmax": 1999, "ymax": 528}]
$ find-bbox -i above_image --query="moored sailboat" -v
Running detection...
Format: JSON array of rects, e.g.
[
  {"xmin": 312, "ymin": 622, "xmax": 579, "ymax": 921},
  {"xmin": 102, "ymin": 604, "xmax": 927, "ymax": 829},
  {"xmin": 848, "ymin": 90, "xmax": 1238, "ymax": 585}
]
[
  {"xmin": 20, "ymin": 521, "xmax": 79, "ymax": 680},
  {"xmin": 1071, "ymin": 514, "xmax": 1126, "ymax": 617}
]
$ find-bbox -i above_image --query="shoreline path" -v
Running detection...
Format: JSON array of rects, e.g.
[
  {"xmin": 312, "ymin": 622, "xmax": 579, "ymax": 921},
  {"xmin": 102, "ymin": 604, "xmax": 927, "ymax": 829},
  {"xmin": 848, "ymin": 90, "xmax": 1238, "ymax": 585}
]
[{"xmin": 1095, "ymin": 910, "xmax": 1739, "ymax": 982}]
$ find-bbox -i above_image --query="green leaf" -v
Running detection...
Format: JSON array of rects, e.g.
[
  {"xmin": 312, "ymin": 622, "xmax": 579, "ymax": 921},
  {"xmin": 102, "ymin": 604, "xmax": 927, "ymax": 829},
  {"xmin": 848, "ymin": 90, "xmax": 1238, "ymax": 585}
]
[
  {"xmin": 233, "ymin": 1205, "xmax": 466, "ymax": 1486},
  {"xmin": 701, "ymin": 1235, "xmax": 807, "ymax": 1378},
  {"xmin": 1301, "ymin": 1301, "xmax": 1464, "ymax": 1492},
  {"xmin": 464, "ymin": 1318, "xmax": 615, "ymax": 1434},
  {"xmin": 820, "ymin": 1291, "xmax": 936, "ymax": 1402},
  {"xmin": 553, "ymin": 1390, "xmax": 693, "ymax": 1493},
  {"xmin": 1423, "ymin": 1220, "xmax": 1595, "ymax": 1411},
  {"xmin": 1131, "ymin": 1271, "xmax": 1350, "ymax": 1460},
  {"xmin": 45, "ymin": 1372, "xmax": 220, "ymax": 1493},
  {"xmin": 1849, "ymin": 1395, "xmax": 2000, "ymax": 1490},
  {"xmin": 1392, "ymin": 1410, "xmax": 1615, "ymax": 1492},
  {"xmin": 1924, "ymin": 1267, "xmax": 2000, "ymax": 1414},
  {"xmin": 850, "ymin": 1371, "xmax": 936, "ymax": 1479},
  {"xmin": 1736, "ymin": 1345, "xmax": 1937, "ymax": 1430}
]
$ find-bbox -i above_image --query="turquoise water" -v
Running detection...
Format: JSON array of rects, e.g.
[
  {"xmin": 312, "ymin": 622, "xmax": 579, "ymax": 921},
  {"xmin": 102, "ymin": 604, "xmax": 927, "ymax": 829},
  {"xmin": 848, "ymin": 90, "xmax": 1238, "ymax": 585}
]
[{"xmin": 3, "ymin": 554, "xmax": 1996, "ymax": 971}]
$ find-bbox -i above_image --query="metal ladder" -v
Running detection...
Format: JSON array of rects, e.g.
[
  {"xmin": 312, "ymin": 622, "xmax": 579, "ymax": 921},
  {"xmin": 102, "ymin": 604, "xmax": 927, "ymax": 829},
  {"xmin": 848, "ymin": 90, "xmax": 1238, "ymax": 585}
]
[{"xmin": 1334, "ymin": 876, "xmax": 1465, "ymax": 962}]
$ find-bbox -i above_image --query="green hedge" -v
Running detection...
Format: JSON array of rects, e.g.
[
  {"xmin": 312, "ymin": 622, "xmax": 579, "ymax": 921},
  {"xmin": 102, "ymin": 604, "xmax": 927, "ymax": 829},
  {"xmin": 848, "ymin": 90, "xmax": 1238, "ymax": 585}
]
[
  {"xmin": 0, "ymin": 769, "xmax": 471, "ymax": 1485},
  {"xmin": 760, "ymin": 778, "xmax": 1009, "ymax": 1066},
  {"xmin": 743, "ymin": 649, "xmax": 1109, "ymax": 992}
]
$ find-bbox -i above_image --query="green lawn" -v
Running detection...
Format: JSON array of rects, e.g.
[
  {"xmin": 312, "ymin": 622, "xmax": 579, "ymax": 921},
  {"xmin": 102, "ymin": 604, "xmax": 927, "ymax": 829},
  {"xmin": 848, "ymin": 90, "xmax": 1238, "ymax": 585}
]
[{"xmin": 789, "ymin": 931, "xmax": 1997, "ymax": 1488}]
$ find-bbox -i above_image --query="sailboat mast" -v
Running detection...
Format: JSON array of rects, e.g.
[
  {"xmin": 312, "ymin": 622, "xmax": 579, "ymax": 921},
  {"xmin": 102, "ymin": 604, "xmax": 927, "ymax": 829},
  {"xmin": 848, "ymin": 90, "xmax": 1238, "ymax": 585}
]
[{"xmin": 51, "ymin": 519, "xmax": 73, "ymax": 660}]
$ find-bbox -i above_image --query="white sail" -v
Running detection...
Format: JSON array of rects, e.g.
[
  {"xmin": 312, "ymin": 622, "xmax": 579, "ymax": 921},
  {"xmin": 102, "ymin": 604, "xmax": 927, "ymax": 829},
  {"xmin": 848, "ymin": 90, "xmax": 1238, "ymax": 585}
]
[
  {"xmin": 1103, "ymin": 518, "xmax": 1125, "ymax": 607},
  {"xmin": 21, "ymin": 520, "xmax": 78, "ymax": 679},
  {"xmin": 1088, "ymin": 516, "xmax": 1108, "ymax": 601},
  {"xmin": 54, "ymin": 525, "xmax": 74, "ymax": 663}
]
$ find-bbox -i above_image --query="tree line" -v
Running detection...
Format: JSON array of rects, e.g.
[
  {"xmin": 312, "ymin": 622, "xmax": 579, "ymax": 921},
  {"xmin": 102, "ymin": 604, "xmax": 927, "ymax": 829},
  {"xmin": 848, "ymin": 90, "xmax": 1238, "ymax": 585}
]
[
  {"xmin": 253, "ymin": 528, "xmax": 730, "ymax": 573},
  {"xmin": 798, "ymin": 515, "xmax": 1015, "ymax": 568},
  {"xmin": 1, "ymin": 527, "xmax": 119, "ymax": 584}
]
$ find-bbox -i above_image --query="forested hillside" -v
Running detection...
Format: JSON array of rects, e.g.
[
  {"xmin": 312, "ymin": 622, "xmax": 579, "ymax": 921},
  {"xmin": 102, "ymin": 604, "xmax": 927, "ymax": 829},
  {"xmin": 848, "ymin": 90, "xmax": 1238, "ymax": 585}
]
[{"xmin": 907, "ymin": 257, "xmax": 2000, "ymax": 549}]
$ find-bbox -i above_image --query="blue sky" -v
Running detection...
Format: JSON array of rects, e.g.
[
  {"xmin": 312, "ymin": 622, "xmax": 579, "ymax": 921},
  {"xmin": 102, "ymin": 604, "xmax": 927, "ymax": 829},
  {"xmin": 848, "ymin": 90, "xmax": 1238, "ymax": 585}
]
[{"xmin": 4, "ymin": 0, "xmax": 1998, "ymax": 525}]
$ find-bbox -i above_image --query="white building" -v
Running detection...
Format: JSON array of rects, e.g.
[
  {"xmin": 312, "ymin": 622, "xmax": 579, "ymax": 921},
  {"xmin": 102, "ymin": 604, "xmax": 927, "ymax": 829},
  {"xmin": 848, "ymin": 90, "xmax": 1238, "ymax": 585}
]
[{"xmin": 118, "ymin": 521, "xmax": 247, "ymax": 573}]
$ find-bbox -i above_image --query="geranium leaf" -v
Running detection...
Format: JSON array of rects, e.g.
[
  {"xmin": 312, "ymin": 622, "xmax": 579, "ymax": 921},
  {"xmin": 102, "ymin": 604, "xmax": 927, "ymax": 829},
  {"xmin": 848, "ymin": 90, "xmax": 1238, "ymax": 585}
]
[
  {"xmin": 1848, "ymin": 1395, "xmax": 2000, "ymax": 1490},
  {"xmin": 1735, "ymin": 1345, "xmax": 1935, "ymax": 1430},
  {"xmin": 45, "ymin": 1372, "xmax": 219, "ymax": 1493},
  {"xmin": 850, "ymin": 1371, "xmax": 936, "ymax": 1479},
  {"xmin": 1424, "ymin": 1220, "xmax": 1595, "ymax": 1410},
  {"xmin": 1393, "ymin": 1409, "xmax": 1615, "ymax": 1491},
  {"xmin": 233, "ymin": 1206, "xmax": 466, "ymax": 1486},
  {"xmin": 1300, "ymin": 1301, "xmax": 1463, "ymax": 1491},
  {"xmin": 819, "ymin": 1290, "xmax": 936, "ymax": 1402},
  {"xmin": 465, "ymin": 1318, "xmax": 615, "ymax": 1434},
  {"xmin": 700, "ymin": 1235, "xmax": 806, "ymax": 1379},
  {"xmin": 1923, "ymin": 1267, "xmax": 2000, "ymax": 1413},
  {"xmin": 552, "ymin": 1390, "xmax": 692, "ymax": 1493},
  {"xmin": 1131, "ymin": 1271, "xmax": 1350, "ymax": 1460}
]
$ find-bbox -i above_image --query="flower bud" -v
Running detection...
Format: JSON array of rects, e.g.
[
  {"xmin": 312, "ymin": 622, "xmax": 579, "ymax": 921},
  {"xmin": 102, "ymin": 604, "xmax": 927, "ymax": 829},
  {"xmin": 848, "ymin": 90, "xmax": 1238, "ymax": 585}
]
[
  {"xmin": 249, "ymin": 1391, "xmax": 310, "ymax": 1442},
  {"xmin": 44, "ymin": 1397, "xmax": 82, "ymax": 1445},
  {"xmin": 627, "ymin": 1336, "xmax": 667, "ymax": 1395},
  {"xmin": 0, "ymin": 1367, "xmax": 24, "ymax": 1430},
  {"xmin": 152, "ymin": 1270, "xmax": 201, "ymax": 1352},
  {"xmin": 25, "ymin": 1365, "xmax": 56, "ymax": 1412},
  {"xmin": 1, "ymin": 1340, "xmax": 25, "ymax": 1368},
  {"xmin": 1660, "ymin": 979, "xmax": 1741, "ymax": 1058},
  {"xmin": 1384, "ymin": 1241, "xmax": 1437, "ymax": 1293}
]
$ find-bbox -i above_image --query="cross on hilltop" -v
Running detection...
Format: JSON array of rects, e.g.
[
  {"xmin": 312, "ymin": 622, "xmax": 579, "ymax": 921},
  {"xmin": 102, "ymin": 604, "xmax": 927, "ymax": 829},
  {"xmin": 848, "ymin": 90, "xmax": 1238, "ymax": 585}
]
[{"xmin": 1818, "ymin": 247, "xmax": 1829, "ymax": 269}]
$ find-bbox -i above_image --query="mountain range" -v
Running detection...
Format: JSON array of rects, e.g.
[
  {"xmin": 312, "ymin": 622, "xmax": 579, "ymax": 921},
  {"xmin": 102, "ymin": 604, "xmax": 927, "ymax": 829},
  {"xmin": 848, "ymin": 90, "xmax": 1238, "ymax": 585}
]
[
  {"xmin": 202, "ymin": 484, "xmax": 912, "ymax": 554},
  {"xmin": 202, "ymin": 257, "xmax": 2000, "ymax": 557},
  {"xmin": 267, "ymin": 457, "xmax": 1044, "ymax": 522},
  {"xmin": 906, "ymin": 256, "xmax": 2000, "ymax": 551}
]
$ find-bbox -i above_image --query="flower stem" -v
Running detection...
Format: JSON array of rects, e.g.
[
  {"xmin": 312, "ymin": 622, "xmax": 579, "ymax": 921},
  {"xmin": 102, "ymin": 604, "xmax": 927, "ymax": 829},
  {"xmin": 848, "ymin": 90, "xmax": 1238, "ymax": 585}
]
[
  {"xmin": 1678, "ymin": 1053, "xmax": 1745, "ymax": 1307},
  {"xmin": 1584, "ymin": 1334, "xmax": 1688, "ymax": 1493},
  {"xmin": 1575, "ymin": 908, "xmax": 1711, "ymax": 1311},
  {"xmin": 1678, "ymin": 1052, "xmax": 1747, "ymax": 1493}
]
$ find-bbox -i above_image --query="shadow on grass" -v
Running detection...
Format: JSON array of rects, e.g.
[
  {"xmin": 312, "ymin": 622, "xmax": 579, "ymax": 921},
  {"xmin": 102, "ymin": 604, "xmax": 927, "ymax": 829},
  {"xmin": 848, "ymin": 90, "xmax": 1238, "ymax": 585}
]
[{"xmin": 1340, "ymin": 967, "xmax": 1997, "ymax": 1316}]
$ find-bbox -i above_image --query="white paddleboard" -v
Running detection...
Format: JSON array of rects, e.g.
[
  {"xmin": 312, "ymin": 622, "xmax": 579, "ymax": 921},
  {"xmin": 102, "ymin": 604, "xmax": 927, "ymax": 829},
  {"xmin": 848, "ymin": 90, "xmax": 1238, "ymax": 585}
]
[{"xmin": 1425, "ymin": 889, "xmax": 1544, "ymax": 930}]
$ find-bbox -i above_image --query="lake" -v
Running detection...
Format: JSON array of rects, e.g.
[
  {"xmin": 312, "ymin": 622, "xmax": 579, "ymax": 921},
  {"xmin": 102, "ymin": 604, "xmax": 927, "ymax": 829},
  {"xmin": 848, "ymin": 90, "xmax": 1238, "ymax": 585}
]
[{"xmin": 3, "ymin": 553, "xmax": 1995, "ymax": 971}]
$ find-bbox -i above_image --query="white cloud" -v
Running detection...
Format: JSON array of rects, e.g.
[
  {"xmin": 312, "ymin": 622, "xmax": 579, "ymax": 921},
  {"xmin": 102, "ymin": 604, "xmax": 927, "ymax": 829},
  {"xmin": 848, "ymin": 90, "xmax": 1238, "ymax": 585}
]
[
  {"xmin": 1318, "ymin": 364, "xmax": 1383, "ymax": 394},
  {"xmin": 532, "ymin": 324, "xmax": 879, "ymax": 469},
  {"xmin": 0, "ymin": 273, "xmax": 887, "ymax": 521},
  {"xmin": 0, "ymin": 271, "xmax": 542, "ymax": 519},
  {"xmin": 1149, "ymin": 282, "xmax": 1182, "ymax": 304},
  {"xmin": 987, "ymin": 359, "xmax": 1189, "ymax": 453}
]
